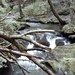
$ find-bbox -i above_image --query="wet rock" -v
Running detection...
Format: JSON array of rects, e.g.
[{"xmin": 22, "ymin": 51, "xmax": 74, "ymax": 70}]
[
  {"xmin": 35, "ymin": 33, "xmax": 50, "ymax": 47},
  {"xmin": 55, "ymin": 39, "xmax": 64, "ymax": 46}
]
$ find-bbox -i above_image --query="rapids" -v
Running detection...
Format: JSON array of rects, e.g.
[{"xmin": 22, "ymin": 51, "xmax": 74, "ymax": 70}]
[{"xmin": 14, "ymin": 29, "xmax": 70, "ymax": 75}]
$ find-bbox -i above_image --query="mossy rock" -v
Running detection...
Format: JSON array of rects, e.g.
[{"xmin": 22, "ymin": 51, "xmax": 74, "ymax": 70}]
[
  {"xmin": 23, "ymin": 1, "xmax": 50, "ymax": 18},
  {"xmin": 52, "ymin": 43, "xmax": 75, "ymax": 59},
  {"xmin": 58, "ymin": 8, "xmax": 70, "ymax": 15},
  {"xmin": 44, "ymin": 58, "xmax": 75, "ymax": 75},
  {"xmin": 0, "ymin": 19, "xmax": 28, "ymax": 34},
  {"xmin": 45, "ymin": 43, "xmax": 75, "ymax": 75},
  {"xmin": 22, "ymin": 1, "xmax": 61, "ymax": 23},
  {"xmin": 40, "ymin": 16, "xmax": 59, "ymax": 23},
  {"xmin": 60, "ymin": 58, "xmax": 75, "ymax": 75},
  {"xmin": 45, "ymin": 60, "xmax": 58, "ymax": 71},
  {"xmin": 62, "ymin": 23, "xmax": 75, "ymax": 33}
]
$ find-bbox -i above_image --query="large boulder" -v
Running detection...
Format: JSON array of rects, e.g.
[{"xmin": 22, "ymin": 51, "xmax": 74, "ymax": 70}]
[{"xmin": 42, "ymin": 43, "xmax": 75, "ymax": 75}]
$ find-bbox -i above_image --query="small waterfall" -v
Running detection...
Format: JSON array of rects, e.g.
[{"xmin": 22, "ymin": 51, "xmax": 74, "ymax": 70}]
[
  {"xmin": 26, "ymin": 35, "xmax": 35, "ymax": 49},
  {"xmin": 46, "ymin": 32, "xmax": 70, "ymax": 49}
]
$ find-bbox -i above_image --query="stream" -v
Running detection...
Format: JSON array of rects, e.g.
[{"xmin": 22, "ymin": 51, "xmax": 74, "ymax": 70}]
[
  {"xmin": 13, "ymin": 22, "xmax": 70, "ymax": 75},
  {"xmin": 1, "ymin": 22, "xmax": 70, "ymax": 75}
]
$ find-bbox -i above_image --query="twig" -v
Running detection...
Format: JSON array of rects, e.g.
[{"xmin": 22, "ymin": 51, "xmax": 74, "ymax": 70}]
[
  {"xmin": 69, "ymin": 35, "xmax": 75, "ymax": 38},
  {"xmin": 0, "ymin": 31, "xmax": 52, "ymax": 51},
  {"xmin": 27, "ymin": 48, "xmax": 46, "ymax": 52},
  {"xmin": 0, "ymin": 31, "xmax": 55, "ymax": 75},
  {"xmin": 0, "ymin": 11, "xmax": 11, "ymax": 22},
  {"xmin": 16, "ymin": 61, "xmax": 29, "ymax": 75},
  {"xmin": 0, "ymin": 45, "xmax": 42, "ymax": 59},
  {"xmin": 10, "ymin": 64, "xmax": 15, "ymax": 75},
  {"xmin": 0, "ymin": 53, "xmax": 15, "ymax": 63},
  {"xmin": 0, "ymin": 42, "xmax": 5, "ymax": 45},
  {"xmin": 10, "ymin": 35, "xmax": 52, "ymax": 51},
  {"xmin": 8, "ymin": 53, "xmax": 30, "ymax": 74},
  {"xmin": 48, "ymin": 0, "xmax": 66, "ymax": 26},
  {"xmin": 3, "ymin": 44, "xmax": 11, "ymax": 48},
  {"xmin": 3, "ymin": 51, "xmax": 29, "ymax": 75}
]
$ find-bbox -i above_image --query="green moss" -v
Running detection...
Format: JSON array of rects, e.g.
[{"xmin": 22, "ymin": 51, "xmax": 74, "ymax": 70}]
[
  {"xmin": 62, "ymin": 23, "xmax": 75, "ymax": 33},
  {"xmin": 12, "ymin": 5, "xmax": 19, "ymax": 13},
  {"xmin": 60, "ymin": 58, "xmax": 75, "ymax": 75},
  {"xmin": 53, "ymin": 43, "xmax": 75, "ymax": 59},
  {"xmin": 44, "ymin": 58, "xmax": 75, "ymax": 75},
  {"xmin": 40, "ymin": 16, "xmax": 59, "ymax": 23},
  {"xmin": 58, "ymin": 8, "xmax": 70, "ymax": 15},
  {"xmin": 46, "ymin": 60, "xmax": 58, "ymax": 71},
  {"xmin": 1, "ymin": 19, "xmax": 26, "ymax": 34},
  {"xmin": 23, "ymin": 1, "xmax": 50, "ymax": 17}
]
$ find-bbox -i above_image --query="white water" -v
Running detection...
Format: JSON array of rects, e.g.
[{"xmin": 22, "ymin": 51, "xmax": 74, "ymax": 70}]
[
  {"xmin": 47, "ymin": 36, "xmax": 70, "ymax": 49},
  {"xmin": 17, "ymin": 32, "xmax": 70, "ymax": 73}
]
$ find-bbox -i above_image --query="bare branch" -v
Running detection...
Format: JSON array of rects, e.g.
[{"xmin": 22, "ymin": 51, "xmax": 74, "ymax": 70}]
[
  {"xmin": 0, "ymin": 31, "xmax": 27, "ymax": 52},
  {"xmin": 7, "ymin": 53, "xmax": 30, "ymax": 74},
  {"xmin": 0, "ymin": 42, "xmax": 5, "ymax": 45},
  {"xmin": 10, "ymin": 34, "xmax": 52, "ymax": 51},
  {"xmin": 0, "ymin": 11, "xmax": 11, "ymax": 22},
  {"xmin": 24, "ymin": 29, "xmax": 55, "ymax": 35},
  {"xmin": 0, "ymin": 45, "xmax": 42, "ymax": 59},
  {"xmin": 18, "ymin": 0, "xmax": 24, "ymax": 18},
  {"xmin": 11, "ymin": 35, "xmax": 52, "ymax": 51},
  {"xmin": 0, "ymin": 53, "xmax": 15, "ymax": 63},
  {"xmin": 0, "ymin": 31, "xmax": 55, "ymax": 75},
  {"xmin": 27, "ymin": 48, "xmax": 46, "ymax": 52},
  {"xmin": 48, "ymin": 0, "xmax": 66, "ymax": 26},
  {"xmin": 29, "ymin": 57, "xmax": 55, "ymax": 75},
  {"xmin": 0, "ymin": 31, "xmax": 51, "ymax": 51},
  {"xmin": 16, "ymin": 61, "xmax": 30, "ymax": 74}
]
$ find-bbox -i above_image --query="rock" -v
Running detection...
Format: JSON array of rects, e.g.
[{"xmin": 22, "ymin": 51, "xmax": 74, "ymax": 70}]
[
  {"xmin": 52, "ymin": 43, "xmax": 75, "ymax": 59},
  {"xmin": 62, "ymin": 23, "xmax": 75, "ymax": 33},
  {"xmin": 42, "ymin": 58, "xmax": 75, "ymax": 75},
  {"xmin": 35, "ymin": 33, "xmax": 50, "ymax": 47},
  {"xmin": 23, "ymin": 1, "xmax": 50, "ymax": 17},
  {"xmin": 55, "ymin": 39, "xmax": 64, "ymax": 46},
  {"xmin": 43, "ymin": 43, "xmax": 75, "ymax": 75}
]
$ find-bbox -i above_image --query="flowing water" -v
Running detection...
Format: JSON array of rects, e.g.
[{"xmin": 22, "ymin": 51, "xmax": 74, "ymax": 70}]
[
  {"xmin": 1, "ymin": 22, "xmax": 70, "ymax": 75},
  {"xmin": 13, "ymin": 26, "xmax": 70, "ymax": 75}
]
